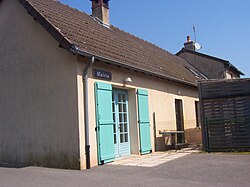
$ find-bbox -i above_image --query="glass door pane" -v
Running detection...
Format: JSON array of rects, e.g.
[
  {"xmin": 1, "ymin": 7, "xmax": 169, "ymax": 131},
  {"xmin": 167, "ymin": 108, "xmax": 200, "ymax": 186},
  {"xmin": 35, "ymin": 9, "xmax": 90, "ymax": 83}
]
[{"xmin": 113, "ymin": 89, "xmax": 130, "ymax": 157}]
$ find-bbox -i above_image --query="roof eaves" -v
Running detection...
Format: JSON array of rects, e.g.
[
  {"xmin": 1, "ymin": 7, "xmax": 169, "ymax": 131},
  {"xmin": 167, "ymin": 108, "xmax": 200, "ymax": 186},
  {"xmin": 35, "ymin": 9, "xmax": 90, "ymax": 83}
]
[
  {"xmin": 18, "ymin": 0, "xmax": 72, "ymax": 51},
  {"xmin": 227, "ymin": 62, "xmax": 245, "ymax": 75},
  {"xmin": 71, "ymin": 46, "xmax": 198, "ymax": 88}
]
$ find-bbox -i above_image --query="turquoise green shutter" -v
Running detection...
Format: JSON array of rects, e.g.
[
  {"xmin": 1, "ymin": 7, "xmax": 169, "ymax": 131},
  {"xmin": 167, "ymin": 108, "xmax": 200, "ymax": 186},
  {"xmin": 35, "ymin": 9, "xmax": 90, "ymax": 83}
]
[
  {"xmin": 137, "ymin": 89, "xmax": 152, "ymax": 154},
  {"xmin": 95, "ymin": 82, "xmax": 115, "ymax": 164}
]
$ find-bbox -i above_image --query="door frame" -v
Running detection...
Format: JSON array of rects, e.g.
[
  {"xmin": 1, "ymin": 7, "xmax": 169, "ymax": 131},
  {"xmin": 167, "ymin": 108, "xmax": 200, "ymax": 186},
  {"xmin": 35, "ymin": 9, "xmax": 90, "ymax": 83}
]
[
  {"xmin": 175, "ymin": 99, "xmax": 185, "ymax": 143},
  {"xmin": 112, "ymin": 88, "xmax": 131, "ymax": 158}
]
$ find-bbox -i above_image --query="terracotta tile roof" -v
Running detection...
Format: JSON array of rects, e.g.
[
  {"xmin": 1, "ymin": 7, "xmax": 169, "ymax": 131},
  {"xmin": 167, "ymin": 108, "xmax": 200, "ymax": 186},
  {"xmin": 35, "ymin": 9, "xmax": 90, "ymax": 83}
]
[{"xmin": 17, "ymin": 0, "xmax": 202, "ymax": 86}]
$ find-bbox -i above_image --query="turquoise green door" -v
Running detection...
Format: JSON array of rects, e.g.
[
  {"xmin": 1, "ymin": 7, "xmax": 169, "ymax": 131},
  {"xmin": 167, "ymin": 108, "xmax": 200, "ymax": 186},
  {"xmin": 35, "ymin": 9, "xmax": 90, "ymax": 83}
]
[
  {"xmin": 95, "ymin": 82, "xmax": 115, "ymax": 165},
  {"xmin": 112, "ymin": 89, "xmax": 131, "ymax": 158},
  {"xmin": 137, "ymin": 89, "xmax": 152, "ymax": 154}
]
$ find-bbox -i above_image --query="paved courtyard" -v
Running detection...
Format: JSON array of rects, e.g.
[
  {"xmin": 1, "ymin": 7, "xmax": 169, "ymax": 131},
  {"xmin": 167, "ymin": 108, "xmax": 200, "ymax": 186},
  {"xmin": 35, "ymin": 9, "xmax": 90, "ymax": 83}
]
[{"xmin": 0, "ymin": 153, "xmax": 250, "ymax": 187}]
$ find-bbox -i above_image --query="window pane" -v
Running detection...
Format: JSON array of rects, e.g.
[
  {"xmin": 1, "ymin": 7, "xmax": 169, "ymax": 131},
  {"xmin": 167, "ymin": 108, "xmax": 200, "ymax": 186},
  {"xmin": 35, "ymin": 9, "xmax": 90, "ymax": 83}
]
[
  {"xmin": 119, "ymin": 103, "xmax": 123, "ymax": 112},
  {"xmin": 120, "ymin": 124, "xmax": 123, "ymax": 132},
  {"xmin": 114, "ymin": 134, "xmax": 117, "ymax": 144},
  {"xmin": 113, "ymin": 113, "xmax": 116, "ymax": 123},
  {"xmin": 113, "ymin": 123, "xmax": 116, "ymax": 133},
  {"xmin": 119, "ymin": 113, "xmax": 123, "ymax": 122},
  {"xmin": 120, "ymin": 134, "xmax": 124, "ymax": 143},
  {"xmin": 124, "ymin": 113, "xmax": 127, "ymax": 122},
  {"xmin": 123, "ymin": 104, "xmax": 127, "ymax": 112},
  {"xmin": 124, "ymin": 123, "xmax": 128, "ymax": 132},
  {"xmin": 125, "ymin": 134, "xmax": 128, "ymax": 142}
]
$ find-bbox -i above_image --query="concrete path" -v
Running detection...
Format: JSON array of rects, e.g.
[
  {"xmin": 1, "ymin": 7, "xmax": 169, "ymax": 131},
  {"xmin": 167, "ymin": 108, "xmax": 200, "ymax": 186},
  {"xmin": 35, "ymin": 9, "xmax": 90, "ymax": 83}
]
[{"xmin": 108, "ymin": 147, "xmax": 200, "ymax": 167}]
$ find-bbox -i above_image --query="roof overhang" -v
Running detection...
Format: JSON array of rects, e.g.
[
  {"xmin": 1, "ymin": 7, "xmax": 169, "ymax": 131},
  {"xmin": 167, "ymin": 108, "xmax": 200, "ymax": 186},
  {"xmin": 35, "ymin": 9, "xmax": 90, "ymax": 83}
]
[{"xmin": 71, "ymin": 45, "xmax": 198, "ymax": 88}]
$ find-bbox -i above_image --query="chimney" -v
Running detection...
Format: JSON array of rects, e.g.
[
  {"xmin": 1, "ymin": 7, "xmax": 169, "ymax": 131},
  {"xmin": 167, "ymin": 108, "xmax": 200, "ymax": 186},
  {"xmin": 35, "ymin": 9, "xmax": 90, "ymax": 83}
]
[
  {"xmin": 184, "ymin": 36, "xmax": 195, "ymax": 51},
  {"xmin": 91, "ymin": 0, "xmax": 110, "ymax": 26}
]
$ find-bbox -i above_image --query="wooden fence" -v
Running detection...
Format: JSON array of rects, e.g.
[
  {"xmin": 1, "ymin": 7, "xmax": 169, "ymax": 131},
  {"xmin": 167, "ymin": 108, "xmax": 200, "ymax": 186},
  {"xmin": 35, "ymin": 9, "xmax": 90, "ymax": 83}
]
[{"xmin": 198, "ymin": 79, "xmax": 250, "ymax": 152}]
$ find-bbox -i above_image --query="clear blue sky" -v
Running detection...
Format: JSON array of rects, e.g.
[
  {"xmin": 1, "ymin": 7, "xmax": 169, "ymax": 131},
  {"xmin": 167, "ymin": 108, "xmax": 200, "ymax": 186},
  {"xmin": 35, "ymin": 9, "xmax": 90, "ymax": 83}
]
[{"xmin": 60, "ymin": 0, "xmax": 250, "ymax": 77}]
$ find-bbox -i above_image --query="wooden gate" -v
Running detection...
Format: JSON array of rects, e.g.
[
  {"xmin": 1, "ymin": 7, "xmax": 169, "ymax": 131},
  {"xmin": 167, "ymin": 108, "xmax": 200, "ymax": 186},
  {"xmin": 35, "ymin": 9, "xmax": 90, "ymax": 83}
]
[{"xmin": 198, "ymin": 79, "xmax": 250, "ymax": 152}]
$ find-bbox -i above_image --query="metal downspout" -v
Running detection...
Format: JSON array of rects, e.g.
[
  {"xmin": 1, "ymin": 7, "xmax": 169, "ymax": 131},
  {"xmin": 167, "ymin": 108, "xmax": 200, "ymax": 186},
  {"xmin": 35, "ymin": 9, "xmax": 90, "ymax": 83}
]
[{"xmin": 83, "ymin": 56, "xmax": 95, "ymax": 169}]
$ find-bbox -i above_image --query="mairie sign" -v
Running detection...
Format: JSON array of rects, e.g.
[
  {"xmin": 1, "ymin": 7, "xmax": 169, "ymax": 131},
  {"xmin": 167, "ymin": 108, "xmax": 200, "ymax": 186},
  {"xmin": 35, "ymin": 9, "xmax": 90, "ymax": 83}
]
[{"xmin": 93, "ymin": 69, "xmax": 112, "ymax": 81}]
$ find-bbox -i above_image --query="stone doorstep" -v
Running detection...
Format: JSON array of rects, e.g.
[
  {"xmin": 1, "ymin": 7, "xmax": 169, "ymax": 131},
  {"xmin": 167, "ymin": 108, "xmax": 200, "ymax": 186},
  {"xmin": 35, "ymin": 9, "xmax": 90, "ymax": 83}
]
[
  {"xmin": 109, "ymin": 154, "xmax": 186, "ymax": 167},
  {"xmin": 108, "ymin": 148, "xmax": 201, "ymax": 167},
  {"xmin": 123, "ymin": 156, "xmax": 188, "ymax": 167},
  {"xmin": 123, "ymin": 163, "xmax": 140, "ymax": 167}
]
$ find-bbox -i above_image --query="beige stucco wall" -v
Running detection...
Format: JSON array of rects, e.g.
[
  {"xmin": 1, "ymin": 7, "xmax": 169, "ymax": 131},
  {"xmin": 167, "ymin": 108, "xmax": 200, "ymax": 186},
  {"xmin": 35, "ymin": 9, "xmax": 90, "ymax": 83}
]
[
  {"xmin": 77, "ymin": 57, "xmax": 200, "ymax": 169},
  {"xmin": 0, "ymin": 0, "xmax": 80, "ymax": 169}
]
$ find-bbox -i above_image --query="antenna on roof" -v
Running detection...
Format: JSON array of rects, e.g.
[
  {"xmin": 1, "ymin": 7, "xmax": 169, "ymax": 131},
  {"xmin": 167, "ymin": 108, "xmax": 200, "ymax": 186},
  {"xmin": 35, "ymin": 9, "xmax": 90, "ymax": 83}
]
[
  {"xmin": 192, "ymin": 25, "xmax": 202, "ymax": 51},
  {"xmin": 193, "ymin": 25, "xmax": 197, "ymax": 43}
]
